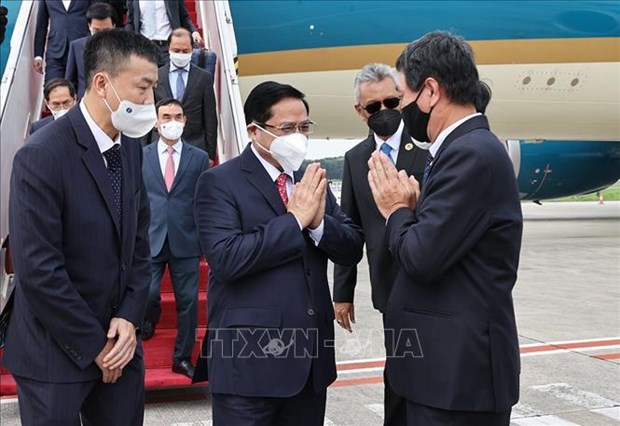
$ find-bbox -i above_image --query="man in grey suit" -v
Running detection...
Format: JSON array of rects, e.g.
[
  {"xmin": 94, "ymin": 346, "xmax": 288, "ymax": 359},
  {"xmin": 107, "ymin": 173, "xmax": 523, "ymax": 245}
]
[
  {"xmin": 153, "ymin": 28, "xmax": 217, "ymax": 162},
  {"xmin": 333, "ymin": 63, "xmax": 427, "ymax": 426},
  {"xmin": 142, "ymin": 98, "xmax": 210, "ymax": 379}
]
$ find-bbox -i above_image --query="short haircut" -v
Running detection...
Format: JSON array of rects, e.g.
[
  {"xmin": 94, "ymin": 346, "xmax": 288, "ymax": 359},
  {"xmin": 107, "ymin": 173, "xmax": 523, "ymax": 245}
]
[
  {"xmin": 86, "ymin": 2, "xmax": 116, "ymax": 24},
  {"xmin": 156, "ymin": 98, "xmax": 185, "ymax": 115},
  {"xmin": 167, "ymin": 27, "xmax": 193, "ymax": 46},
  {"xmin": 396, "ymin": 31, "xmax": 491, "ymax": 112},
  {"xmin": 243, "ymin": 81, "xmax": 309, "ymax": 125},
  {"xmin": 43, "ymin": 78, "xmax": 76, "ymax": 101},
  {"xmin": 83, "ymin": 29, "xmax": 160, "ymax": 90},
  {"xmin": 353, "ymin": 63, "xmax": 399, "ymax": 103}
]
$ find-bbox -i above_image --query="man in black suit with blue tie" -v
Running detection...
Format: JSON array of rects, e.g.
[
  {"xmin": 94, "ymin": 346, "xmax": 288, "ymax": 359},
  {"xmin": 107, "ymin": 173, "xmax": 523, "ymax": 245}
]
[
  {"xmin": 4, "ymin": 29, "xmax": 159, "ymax": 425},
  {"xmin": 65, "ymin": 1, "xmax": 115, "ymax": 99},
  {"xmin": 368, "ymin": 31, "xmax": 523, "ymax": 426},
  {"xmin": 141, "ymin": 98, "xmax": 210, "ymax": 378},
  {"xmin": 33, "ymin": 0, "xmax": 91, "ymax": 82}
]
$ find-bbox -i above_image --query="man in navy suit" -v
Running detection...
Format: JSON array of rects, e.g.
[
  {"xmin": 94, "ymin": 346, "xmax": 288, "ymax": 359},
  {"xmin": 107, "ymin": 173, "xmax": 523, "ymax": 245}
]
[
  {"xmin": 142, "ymin": 98, "xmax": 210, "ymax": 378},
  {"xmin": 29, "ymin": 78, "xmax": 77, "ymax": 134},
  {"xmin": 368, "ymin": 31, "xmax": 522, "ymax": 426},
  {"xmin": 4, "ymin": 29, "xmax": 159, "ymax": 425},
  {"xmin": 126, "ymin": 0, "xmax": 202, "ymax": 67},
  {"xmin": 34, "ymin": 0, "xmax": 91, "ymax": 82},
  {"xmin": 193, "ymin": 81, "xmax": 364, "ymax": 425},
  {"xmin": 65, "ymin": 2, "xmax": 115, "ymax": 99},
  {"xmin": 333, "ymin": 63, "xmax": 427, "ymax": 426}
]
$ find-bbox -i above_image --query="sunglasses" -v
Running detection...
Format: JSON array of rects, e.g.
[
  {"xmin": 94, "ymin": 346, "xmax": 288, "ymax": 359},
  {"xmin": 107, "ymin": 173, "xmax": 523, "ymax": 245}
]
[{"xmin": 360, "ymin": 97, "xmax": 401, "ymax": 115}]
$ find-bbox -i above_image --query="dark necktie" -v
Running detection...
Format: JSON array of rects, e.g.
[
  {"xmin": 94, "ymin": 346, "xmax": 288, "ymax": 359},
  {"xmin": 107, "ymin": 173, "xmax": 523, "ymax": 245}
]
[
  {"xmin": 175, "ymin": 68, "xmax": 186, "ymax": 101},
  {"xmin": 275, "ymin": 173, "xmax": 289, "ymax": 206},
  {"xmin": 423, "ymin": 153, "xmax": 433, "ymax": 187},
  {"xmin": 103, "ymin": 145, "xmax": 123, "ymax": 230}
]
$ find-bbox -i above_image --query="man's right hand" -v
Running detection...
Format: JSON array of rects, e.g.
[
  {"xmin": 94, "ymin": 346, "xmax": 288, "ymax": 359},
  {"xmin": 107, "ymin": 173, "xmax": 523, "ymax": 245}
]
[
  {"xmin": 334, "ymin": 302, "xmax": 355, "ymax": 333},
  {"xmin": 287, "ymin": 163, "xmax": 327, "ymax": 229},
  {"xmin": 95, "ymin": 339, "xmax": 123, "ymax": 384},
  {"xmin": 33, "ymin": 58, "xmax": 43, "ymax": 74}
]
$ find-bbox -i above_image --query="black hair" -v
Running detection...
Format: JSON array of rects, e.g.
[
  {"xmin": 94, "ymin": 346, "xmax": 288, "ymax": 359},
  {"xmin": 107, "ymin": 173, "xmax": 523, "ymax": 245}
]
[
  {"xmin": 43, "ymin": 78, "xmax": 76, "ymax": 101},
  {"xmin": 83, "ymin": 29, "xmax": 159, "ymax": 90},
  {"xmin": 167, "ymin": 27, "xmax": 193, "ymax": 46},
  {"xmin": 396, "ymin": 31, "xmax": 491, "ymax": 112},
  {"xmin": 156, "ymin": 98, "xmax": 185, "ymax": 115},
  {"xmin": 243, "ymin": 81, "xmax": 309, "ymax": 125},
  {"xmin": 86, "ymin": 2, "xmax": 116, "ymax": 24}
]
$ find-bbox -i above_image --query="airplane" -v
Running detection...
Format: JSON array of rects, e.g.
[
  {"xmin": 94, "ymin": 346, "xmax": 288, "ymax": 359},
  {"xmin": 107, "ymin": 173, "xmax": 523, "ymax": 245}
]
[{"xmin": 228, "ymin": 0, "xmax": 620, "ymax": 202}]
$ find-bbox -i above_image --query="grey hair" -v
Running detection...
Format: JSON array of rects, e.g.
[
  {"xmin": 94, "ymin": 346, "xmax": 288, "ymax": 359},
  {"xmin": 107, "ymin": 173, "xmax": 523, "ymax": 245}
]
[{"xmin": 353, "ymin": 63, "xmax": 400, "ymax": 103}]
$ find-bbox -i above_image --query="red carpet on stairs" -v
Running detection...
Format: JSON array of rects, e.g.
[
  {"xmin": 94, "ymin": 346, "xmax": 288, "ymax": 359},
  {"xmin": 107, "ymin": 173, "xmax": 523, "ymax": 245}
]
[{"xmin": 0, "ymin": 260, "xmax": 209, "ymax": 396}]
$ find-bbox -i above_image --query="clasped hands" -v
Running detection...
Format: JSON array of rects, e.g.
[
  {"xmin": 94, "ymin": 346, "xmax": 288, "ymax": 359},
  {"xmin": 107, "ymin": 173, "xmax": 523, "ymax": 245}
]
[
  {"xmin": 95, "ymin": 317, "xmax": 137, "ymax": 384},
  {"xmin": 287, "ymin": 163, "xmax": 327, "ymax": 230},
  {"xmin": 368, "ymin": 151, "xmax": 420, "ymax": 219}
]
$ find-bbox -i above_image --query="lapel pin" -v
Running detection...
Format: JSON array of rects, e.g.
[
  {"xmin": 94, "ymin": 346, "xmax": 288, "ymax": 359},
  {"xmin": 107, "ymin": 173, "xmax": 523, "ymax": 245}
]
[{"xmin": 405, "ymin": 143, "xmax": 414, "ymax": 151}]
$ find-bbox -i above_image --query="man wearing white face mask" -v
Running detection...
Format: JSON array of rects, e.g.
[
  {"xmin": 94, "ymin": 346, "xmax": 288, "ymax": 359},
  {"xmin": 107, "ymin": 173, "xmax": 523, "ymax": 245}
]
[
  {"xmin": 153, "ymin": 28, "xmax": 217, "ymax": 163},
  {"xmin": 29, "ymin": 78, "xmax": 77, "ymax": 135},
  {"xmin": 5, "ymin": 29, "xmax": 159, "ymax": 424},
  {"xmin": 141, "ymin": 98, "xmax": 210, "ymax": 379},
  {"xmin": 193, "ymin": 81, "xmax": 364, "ymax": 426}
]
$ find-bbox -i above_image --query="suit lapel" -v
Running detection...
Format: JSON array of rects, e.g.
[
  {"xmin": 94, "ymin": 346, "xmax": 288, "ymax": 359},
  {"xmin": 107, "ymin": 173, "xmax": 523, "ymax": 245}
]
[
  {"xmin": 170, "ymin": 142, "xmax": 193, "ymax": 193},
  {"xmin": 120, "ymin": 140, "xmax": 132, "ymax": 244},
  {"xmin": 182, "ymin": 66, "xmax": 199, "ymax": 103},
  {"xmin": 147, "ymin": 143, "xmax": 167, "ymax": 192},
  {"xmin": 160, "ymin": 66, "xmax": 174, "ymax": 99},
  {"xmin": 395, "ymin": 129, "xmax": 424, "ymax": 177},
  {"xmin": 240, "ymin": 145, "xmax": 287, "ymax": 216}
]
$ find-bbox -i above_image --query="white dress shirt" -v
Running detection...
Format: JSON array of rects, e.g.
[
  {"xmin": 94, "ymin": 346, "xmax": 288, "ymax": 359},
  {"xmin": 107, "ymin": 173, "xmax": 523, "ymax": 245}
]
[
  {"xmin": 139, "ymin": 0, "xmax": 172, "ymax": 40},
  {"xmin": 169, "ymin": 63, "xmax": 191, "ymax": 99},
  {"xmin": 79, "ymin": 101, "xmax": 121, "ymax": 165},
  {"xmin": 157, "ymin": 139, "xmax": 183, "ymax": 177},
  {"xmin": 374, "ymin": 120, "xmax": 404, "ymax": 164},
  {"xmin": 62, "ymin": 0, "xmax": 72, "ymax": 11},
  {"xmin": 250, "ymin": 144, "xmax": 324, "ymax": 244}
]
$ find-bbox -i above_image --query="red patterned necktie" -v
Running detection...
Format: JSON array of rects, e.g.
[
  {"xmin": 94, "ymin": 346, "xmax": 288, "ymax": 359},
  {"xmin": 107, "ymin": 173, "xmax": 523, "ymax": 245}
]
[{"xmin": 275, "ymin": 173, "xmax": 289, "ymax": 206}]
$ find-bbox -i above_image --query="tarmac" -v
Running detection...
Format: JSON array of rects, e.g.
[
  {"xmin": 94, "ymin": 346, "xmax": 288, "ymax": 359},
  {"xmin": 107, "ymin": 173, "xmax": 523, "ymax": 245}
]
[{"xmin": 1, "ymin": 201, "xmax": 619, "ymax": 425}]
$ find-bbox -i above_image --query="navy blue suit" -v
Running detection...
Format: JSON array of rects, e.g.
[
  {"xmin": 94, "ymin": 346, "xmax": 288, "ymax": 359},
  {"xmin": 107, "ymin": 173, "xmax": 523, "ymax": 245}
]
[
  {"xmin": 3, "ymin": 106, "xmax": 151, "ymax": 424},
  {"xmin": 142, "ymin": 141, "xmax": 209, "ymax": 362},
  {"xmin": 34, "ymin": 0, "xmax": 91, "ymax": 82},
  {"xmin": 29, "ymin": 115, "xmax": 54, "ymax": 134},
  {"xmin": 193, "ymin": 145, "xmax": 364, "ymax": 424},
  {"xmin": 384, "ymin": 116, "xmax": 522, "ymax": 418},
  {"xmin": 65, "ymin": 35, "xmax": 87, "ymax": 99}
]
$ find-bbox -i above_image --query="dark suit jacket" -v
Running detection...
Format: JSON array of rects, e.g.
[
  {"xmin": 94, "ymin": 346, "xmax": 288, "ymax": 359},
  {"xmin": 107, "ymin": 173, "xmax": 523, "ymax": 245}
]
[
  {"xmin": 154, "ymin": 64, "xmax": 217, "ymax": 160},
  {"xmin": 333, "ymin": 127, "xmax": 426, "ymax": 312},
  {"xmin": 192, "ymin": 145, "xmax": 364, "ymax": 396},
  {"xmin": 384, "ymin": 115, "xmax": 522, "ymax": 412},
  {"xmin": 65, "ymin": 36, "xmax": 87, "ymax": 99},
  {"xmin": 125, "ymin": 0, "xmax": 196, "ymax": 35},
  {"xmin": 34, "ymin": 0, "xmax": 91, "ymax": 59},
  {"xmin": 3, "ymin": 107, "xmax": 151, "ymax": 383},
  {"xmin": 29, "ymin": 115, "xmax": 55, "ymax": 135},
  {"xmin": 143, "ymin": 141, "xmax": 210, "ymax": 258}
]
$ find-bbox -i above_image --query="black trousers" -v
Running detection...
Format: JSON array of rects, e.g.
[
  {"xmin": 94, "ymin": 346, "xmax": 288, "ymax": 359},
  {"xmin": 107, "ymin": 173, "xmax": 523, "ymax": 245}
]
[
  {"xmin": 14, "ymin": 355, "xmax": 145, "ymax": 426},
  {"xmin": 406, "ymin": 401, "xmax": 512, "ymax": 426},
  {"xmin": 383, "ymin": 314, "xmax": 407, "ymax": 426}
]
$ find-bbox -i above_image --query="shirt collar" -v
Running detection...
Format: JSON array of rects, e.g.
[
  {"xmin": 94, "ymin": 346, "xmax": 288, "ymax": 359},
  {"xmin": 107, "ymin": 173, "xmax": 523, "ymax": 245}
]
[
  {"xmin": 158, "ymin": 139, "xmax": 183, "ymax": 154},
  {"xmin": 429, "ymin": 113, "xmax": 481, "ymax": 158},
  {"xmin": 250, "ymin": 143, "xmax": 294, "ymax": 182},
  {"xmin": 170, "ymin": 62, "xmax": 191, "ymax": 74},
  {"xmin": 79, "ymin": 101, "xmax": 120, "ymax": 154},
  {"xmin": 374, "ymin": 120, "xmax": 404, "ymax": 151}
]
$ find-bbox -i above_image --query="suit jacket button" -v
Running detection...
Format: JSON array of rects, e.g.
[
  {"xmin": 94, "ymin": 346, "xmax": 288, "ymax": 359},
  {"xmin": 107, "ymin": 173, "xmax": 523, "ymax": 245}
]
[
  {"xmin": 307, "ymin": 308, "xmax": 315, "ymax": 316},
  {"xmin": 120, "ymin": 262, "xmax": 126, "ymax": 271}
]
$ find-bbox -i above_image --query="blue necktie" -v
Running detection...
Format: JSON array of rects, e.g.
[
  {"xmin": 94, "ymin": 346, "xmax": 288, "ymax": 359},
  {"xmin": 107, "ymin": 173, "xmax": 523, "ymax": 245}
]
[
  {"xmin": 379, "ymin": 142, "xmax": 394, "ymax": 165},
  {"xmin": 103, "ymin": 145, "xmax": 123, "ymax": 230},
  {"xmin": 175, "ymin": 68, "xmax": 186, "ymax": 101},
  {"xmin": 423, "ymin": 153, "xmax": 434, "ymax": 187}
]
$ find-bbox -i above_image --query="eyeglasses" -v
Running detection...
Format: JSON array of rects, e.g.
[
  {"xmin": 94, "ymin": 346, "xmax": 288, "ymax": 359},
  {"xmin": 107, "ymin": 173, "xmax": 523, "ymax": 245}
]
[
  {"xmin": 48, "ymin": 100, "xmax": 75, "ymax": 111},
  {"xmin": 258, "ymin": 120, "xmax": 316, "ymax": 135},
  {"xmin": 360, "ymin": 97, "xmax": 401, "ymax": 115}
]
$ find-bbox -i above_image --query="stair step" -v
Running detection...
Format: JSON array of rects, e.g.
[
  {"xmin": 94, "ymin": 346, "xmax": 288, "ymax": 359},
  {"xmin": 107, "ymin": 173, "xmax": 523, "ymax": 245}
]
[
  {"xmin": 158, "ymin": 291, "xmax": 207, "ymax": 330},
  {"xmin": 143, "ymin": 328, "xmax": 205, "ymax": 368}
]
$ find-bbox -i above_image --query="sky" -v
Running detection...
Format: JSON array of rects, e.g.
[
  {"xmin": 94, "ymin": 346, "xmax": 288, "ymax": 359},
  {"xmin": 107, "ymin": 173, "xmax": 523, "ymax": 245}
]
[{"xmin": 306, "ymin": 138, "xmax": 361, "ymax": 160}]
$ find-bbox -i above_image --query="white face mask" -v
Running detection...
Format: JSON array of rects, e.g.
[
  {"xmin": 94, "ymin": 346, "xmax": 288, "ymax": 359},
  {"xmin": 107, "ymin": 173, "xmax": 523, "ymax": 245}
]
[
  {"xmin": 159, "ymin": 120, "xmax": 185, "ymax": 141},
  {"xmin": 411, "ymin": 136, "xmax": 432, "ymax": 150},
  {"xmin": 103, "ymin": 76, "xmax": 157, "ymax": 138},
  {"xmin": 253, "ymin": 123, "xmax": 309, "ymax": 172},
  {"xmin": 170, "ymin": 52, "xmax": 192, "ymax": 69},
  {"xmin": 51, "ymin": 108, "xmax": 70, "ymax": 120}
]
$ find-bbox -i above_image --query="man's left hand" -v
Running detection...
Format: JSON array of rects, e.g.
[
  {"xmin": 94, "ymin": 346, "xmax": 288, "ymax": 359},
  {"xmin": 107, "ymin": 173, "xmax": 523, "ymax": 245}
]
[
  {"xmin": 102, "ymin": 317, "xmax": 137, "ymax": 370},
  {"xmin": 192, "ymin": 31, "xmax": 203, "ymax": 45},
  {"xmin": 367, "ymin": 151, "xmax": 420, "ymax": 219}
]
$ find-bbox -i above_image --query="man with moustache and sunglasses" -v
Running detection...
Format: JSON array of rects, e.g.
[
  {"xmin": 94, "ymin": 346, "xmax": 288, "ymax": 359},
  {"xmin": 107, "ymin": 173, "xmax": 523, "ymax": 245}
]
[{"xmin": 333, "ymin": 63, "xmax": 427, "ymax": 426}]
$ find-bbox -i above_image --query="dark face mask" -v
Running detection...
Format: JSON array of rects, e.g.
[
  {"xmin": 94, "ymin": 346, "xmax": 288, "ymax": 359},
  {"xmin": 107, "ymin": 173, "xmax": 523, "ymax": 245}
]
[
  {"xmin": 367, "ymin": 109, "xmax": 402, "ymax": 138},
  {"xmin": 401, "ymin": 89, "xmax": 433, "ymax": 143}
]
